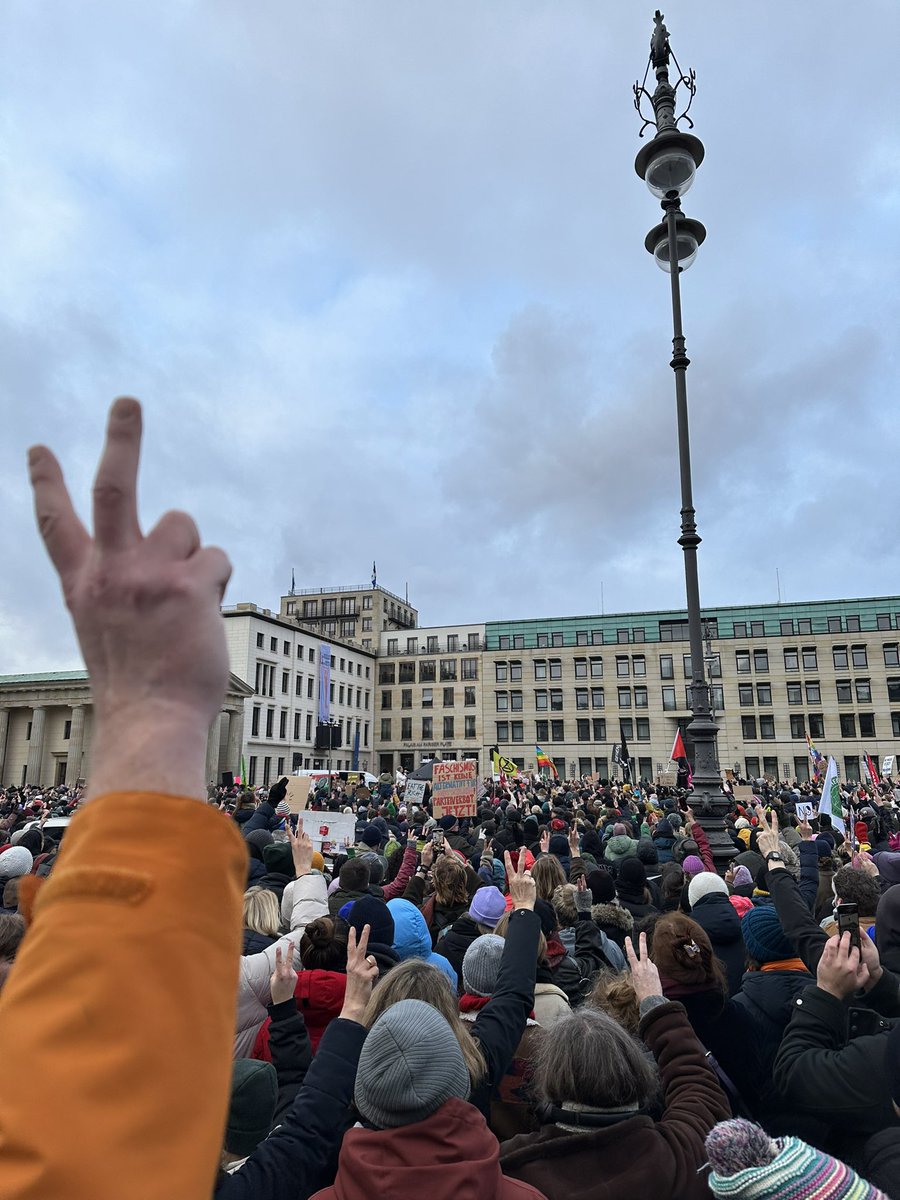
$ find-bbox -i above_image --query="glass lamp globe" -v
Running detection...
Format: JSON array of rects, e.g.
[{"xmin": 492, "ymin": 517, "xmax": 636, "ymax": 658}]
[
  {"xmin": 645, "ymin": 147, "xmax": 696, "ymax": 199},
  {"xmin": 653, "ymin": 229, "xmax": 700, "ymax": 272}
]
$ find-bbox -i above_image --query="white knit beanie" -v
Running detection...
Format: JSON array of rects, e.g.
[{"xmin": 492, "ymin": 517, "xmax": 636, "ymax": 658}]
[{"xmin": 688, "ymin": 871, "xmax": 729, "ymax": 907}]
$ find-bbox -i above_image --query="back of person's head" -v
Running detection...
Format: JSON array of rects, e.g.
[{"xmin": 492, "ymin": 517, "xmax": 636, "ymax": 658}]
[
  {"xmin": 300, "ymin": 915, "xmax": 349, "ymax": 971},
  {"xmin": 467, "ymin": 885, "xmax": 506, "ymax": 931},
  {"xmin": 660, "ymin": 861, "xmax": 685, "ymax": 903},
  {"xmin": 741, "ymin": 906, "xmax": 795, "ymax": 966},
  {"xmin": 225, "ymin": 1059, "xmax": 277, "ymax": 1160},
  {"xmin": 688, "ymin": 872, "xmax": 729, "ymax": 908},
  {"xmin": 346, "ymin": 894, "xmax": 394, "ymax": 947},
  {"xmin": 617, "ymin": 857, "xmax": 648, "ymax": 894},
  {"xmin": 433, "ymin": 854, "xmax": 468, "ymax": 906},
  {"xmin": 652, "ymin": 912, "xmax": 726, "ymax": 993},
  {"xmin": 355, "ymin": 999, "xmax": 472, "ymax": 1129},
  {"xmin": 237, "ymin": 791, "xmax": 257, "ymax": 811},
  {"xmin": 363, "ymin": 960, "xmax": 485, "ymax": 1083},
  {"xmin": 551, "ymin": 883, "xmax": 578, "ymax": 928},
  {"xmin": 242, "ymin": 886, "xmax": 281, "ymax": 937},
  {"xmin": 0, "ymin": 912, "xmax": 25, "ymax": 995},
  {"xmin": 339, "ymin": 859, "xmax": 371, "ymax": 893},
  {"xmin": 533, "ymin": 854, "xmax": 567, "ymax": 901},
  {"xmin": 357, "ymin": 852, "xmax": 388, "ymax": 887},
  {"xmin": 833, "ymin": 866, "xmax": 881, "ymax": 914},
  {"xmin": 2, "ymin": 877, "xmax": 21, "ymax": 911},
  {"xmin": 587, "ymin": 971, "xmax": 641, "ymax": 1035},
  {"xmin": 533, "ymin": 1005, "xmax": 659, "ymax": 1114},
  {"xmin": 462, "ymin": 934, "xmax": 505, "ymax": 997},
  {"xmin": 15, "ymin": 828, "xmax": 43, "ymax": 857}
]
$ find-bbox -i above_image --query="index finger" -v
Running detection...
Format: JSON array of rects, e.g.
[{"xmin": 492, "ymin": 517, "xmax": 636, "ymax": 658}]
[
  {"xmin": 28, "ymin": 445, "xmax": 90, "ymax": 578},
  {"xmin": 625, "ymin": 936, "xmax": 638, "ymax": 966},
  {"xmin": 356, "ymin": 923, "xmax": 370, "ymax": 960},
  {"xmin": 92, "ymin": 397, "xmax": 143, "ymax": 550}
]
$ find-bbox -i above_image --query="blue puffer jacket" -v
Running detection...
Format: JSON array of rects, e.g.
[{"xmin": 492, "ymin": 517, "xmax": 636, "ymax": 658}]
[{"xmin": 387, "ymin": 899, "xmax": 459, "ymax": 988}]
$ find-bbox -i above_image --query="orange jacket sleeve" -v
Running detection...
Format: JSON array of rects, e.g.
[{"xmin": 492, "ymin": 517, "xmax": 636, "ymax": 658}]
[{"xmin": 0, "ymin": 792, "xmax": 247, "ymax": 1200}]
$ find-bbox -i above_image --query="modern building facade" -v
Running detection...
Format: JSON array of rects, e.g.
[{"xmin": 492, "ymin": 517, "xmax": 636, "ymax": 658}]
[{"xmin": 279, "ymin": 583, "xmax": 417, "ymax": 651}]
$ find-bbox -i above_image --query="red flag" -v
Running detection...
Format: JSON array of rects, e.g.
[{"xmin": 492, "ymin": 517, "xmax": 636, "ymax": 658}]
[
  {"xmin": 670, "ymin": 729, "xmax": 687, "ymax": 763},
  {"xmin": 865, "ymin": 753, "xmax": 880, "ymax": 788}
]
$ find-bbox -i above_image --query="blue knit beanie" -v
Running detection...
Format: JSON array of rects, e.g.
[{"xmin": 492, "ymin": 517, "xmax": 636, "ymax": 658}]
[{"xmin": 741, "ymin": 907, "xmax": 795, "ymax": 964}]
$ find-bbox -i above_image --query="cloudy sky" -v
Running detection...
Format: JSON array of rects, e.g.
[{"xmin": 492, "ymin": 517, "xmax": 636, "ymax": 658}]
[{"xmin": 2, "ymin": 1, "xmax": 899, "ymax": 671}]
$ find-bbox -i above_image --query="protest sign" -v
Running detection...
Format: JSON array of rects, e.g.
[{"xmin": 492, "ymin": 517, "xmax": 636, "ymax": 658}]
[
  {"xmin": 882, "ymin": 755, "xmax": 894, "ymax": 776},
  {"xmin": 795, "ymin": 801, "xmax": 815, "ymax": 821},
  {"xmin": 301, "ymin": 811, "xmax": 356, "ymax": 856},
  {"xmin": 285, "ymin": 776, "xmax": 312, "ymax": 813},
  {"xmin": 405, "ymin": 779, "xmax": 427, "ymax": 807},
  {"xmin": 432, "ymin": 759, "xmax": 478, "ymax": 819},
  {"xmin": 733, "ymin": 785, "xmax": 755, "ymax": 803}
]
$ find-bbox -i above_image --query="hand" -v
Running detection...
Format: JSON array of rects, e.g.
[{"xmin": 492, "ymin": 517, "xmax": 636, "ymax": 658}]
[
  {"xmin": 568, "ymin": 827, "xmax": 581, "ymax": 858},
  {"xmin": 505, "ymin": 850, "xmax": 536, "ymax": 911},
  {"xmin": 420, "ymin": 840, "xmax": 434, "ymax": 869},
  {"xmin": 270, "ymin": 941, "xmax": 297, "ymax": 1005},
  {"xmin": 28, "ymin": 399, "xmax": 232, "ymax": 801},
  {"xmin": 574, "ymin": 875, "xmax": 592, "ymax": 913},
  {"xmin": 797, "ymin": 818, "xmax": 814, "ymax": 841},
  {"xmin": 481, "ymin": 838, "xmax": 493, "ymax": 860},
  {"xmin": 859, "ymin": 927, "xmax": 883, "ymax": 992},
  {"xmin": 340, "ymin": 925, "xmax": 379, "ymax": 1023},
  {"xmin": 816, "ymin": 932, "xmax": 869, "ymax": 1000},
  {"xmin": 852, "ymin": 851, "xmax": 879, "ymax": 879},
  {"xmin": 754, "ymin": 805, "xmax": 782, "ymax": 860},
  {"xmin": 625, "ymin": 932, "xmax": 664, "ymax": 1003},
  {"xmin": 683, "ymin": 806, "xmax": 695, "ymax": 827},
  {"xmin": 286, "ymin": 819, "xmax": 314, "ymax": 877},
  {"xmin": 407, "ymin": 832, "xmax": 418, "ymax": 847},
  {"xmin": 540, "ymin": 830, "xmax": 550, "ymax": 855},
  {"xmin": 724, "ymin": 864, "xmax": 736, "ymax": 886}
]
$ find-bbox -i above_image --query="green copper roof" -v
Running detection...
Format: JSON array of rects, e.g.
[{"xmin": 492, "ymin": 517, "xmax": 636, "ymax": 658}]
[{"xmin": 0, "ymin": 670, "xmax": 89, "ymax": 684}]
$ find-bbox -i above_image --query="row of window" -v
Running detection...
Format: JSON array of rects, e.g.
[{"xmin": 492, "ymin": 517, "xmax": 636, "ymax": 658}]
[
  {"xmin": 383, "ymin": 687, "xmax": 478, "ymax": 709},
  {"xmin": 251, "ymin": 706, "xmax": 370, "ymax": 745},
  {"xmin": 260, "ymin": 665, "xmax": 371, "ymax": 709},
  {"xmin": 385, "ymin": 632, "xmax": 482, "ymax": 655},
  {"xmin": 254, "ymin": 632, "xmax": 372, "ymax": 678},
  {"xmin": 740, "ymin": 643, "xmax": 900, "ymax": 673},
  {"xmin": 494, "ymin": 718, "xmax": 651, "ymax": 743},
  {"xmin": 381, "ymin": 716, "xmax": 477, "ymax": 741},
  {"xmin": 740, "ymin": 713, "xmax": 880, "ymax": 740},
  {"xmin": 378, "ymin": 658, "xmax": 479, "ymax": 685}
]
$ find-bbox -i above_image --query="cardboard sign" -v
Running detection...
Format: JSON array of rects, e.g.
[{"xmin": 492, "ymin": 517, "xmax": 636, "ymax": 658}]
[
  {"xmin": 733, "ymin": 785, "xmax": 755, "ymax": 803},
  {"xmin": 432, "ymin": 759, "xmax": 478, "ymax": 819},
  {"xmin": 882, "ymin": 756, "xmax": 894, "ymax": 776},
  {"xmin": 795, "ymin": 802, "xmax": 815, "ymax": 821},
  {"xmin": 404, "ymin": 779, "xmax": 427, "ymax": 806},
  {"xmin": 285, "ymin": 776, "xmax": 312, "ymax": 813},
  {"xmin": 300, "ymin": 811, "xmax": 357, "ymax": 856}
]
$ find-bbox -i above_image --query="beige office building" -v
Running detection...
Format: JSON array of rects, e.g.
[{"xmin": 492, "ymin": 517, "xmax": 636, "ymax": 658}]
[{"xmin": 279, "ymin": 582, "xmax": 417, "ymax": 651}]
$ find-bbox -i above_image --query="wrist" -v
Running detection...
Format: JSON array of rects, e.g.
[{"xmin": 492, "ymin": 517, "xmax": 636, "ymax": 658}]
[{"xmin": 513, "ymin": 900, "xmax": 535, "ymax": 911}]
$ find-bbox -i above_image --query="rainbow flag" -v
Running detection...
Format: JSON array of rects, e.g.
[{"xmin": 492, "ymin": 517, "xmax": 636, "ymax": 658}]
[
  {"xmin": 806, "ymin": 734, "xmax": 823, "ymax": 780},
  {"xmin": 535, "ymin": 745, "xmax": 558, "ymax": 778}
]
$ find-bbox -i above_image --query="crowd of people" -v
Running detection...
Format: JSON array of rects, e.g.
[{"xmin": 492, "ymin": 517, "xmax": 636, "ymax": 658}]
[{"xmin": 1, "ymin": 399, "xmax": 899, "ymax": 1200}]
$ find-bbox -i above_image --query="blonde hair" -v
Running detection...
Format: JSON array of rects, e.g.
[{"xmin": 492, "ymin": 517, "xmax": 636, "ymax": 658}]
[
  {"xmin": 588, "ymin": 970, "xmax": 640, "ymax": 1035},
  {"xmin": 433, "ymin": 855, "xmax": 469, "ymax": 906},
  {"xmin": 242, "ymin": 886, "xmax": 281, "ymax": 937},
  {"xmin": 363, "ymin": 959, "xmax": 486, "ymax": 1085},
  {"xmin": 532, "ymin": 856, "xmax": 566, "ymax": 901}
]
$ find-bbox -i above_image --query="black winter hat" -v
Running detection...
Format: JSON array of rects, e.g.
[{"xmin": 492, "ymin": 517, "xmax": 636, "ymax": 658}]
[
  {"xmin": 262, "ymin": 840, "xmax": 293, "ymax": 876},
  {"xmin": 226, "ymin": 1060, "xmax": 277, "ymax": 1157}
]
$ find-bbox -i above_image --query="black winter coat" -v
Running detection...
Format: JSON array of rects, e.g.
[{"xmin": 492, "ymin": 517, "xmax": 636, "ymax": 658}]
[
  {"xmin": 242, "ymin": 928, "xmax": 279, "ymax": 956},
  {"xmin": 241, "ymin": 802, "xmax": 282, "ymax": 838},
  {"xmin": 689, "ymin": 893, "xmax": 746, "ymax": 997},
  {"xmin": 442, "ymin": 913, "xmax": 483, "ymax": 984}
]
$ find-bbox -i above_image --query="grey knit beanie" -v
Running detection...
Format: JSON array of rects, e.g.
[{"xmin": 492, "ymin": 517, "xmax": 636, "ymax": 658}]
[
  {"xmin": 462, "ymin": 934, "xmax": 505, "ymax": 997},
  {"xmin": 0, "ymin": 847, "xmax": 33, "ymax": 879},
  {"xmin": 354, "ymin": 999, "xmax": 470, "ymax": 1128}
]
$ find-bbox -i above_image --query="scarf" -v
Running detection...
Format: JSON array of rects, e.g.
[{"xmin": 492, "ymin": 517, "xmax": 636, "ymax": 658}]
[
  {"xmin": 758, "ymin": 958, "xmax": 810, "ymax": 975},
  {"xmin": 460, "ymin": 993, "xmax": 536, "ymax": 1019}
]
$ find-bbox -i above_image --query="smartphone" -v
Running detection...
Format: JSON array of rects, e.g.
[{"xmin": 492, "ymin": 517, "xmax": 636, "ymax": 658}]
[
  {"xmin": 432, "ymin": 828, "xmax": 445, "ymax": 849},
  {"xmin": 836, "ymin": 902, "xmax": 861, "ymax": 953}
]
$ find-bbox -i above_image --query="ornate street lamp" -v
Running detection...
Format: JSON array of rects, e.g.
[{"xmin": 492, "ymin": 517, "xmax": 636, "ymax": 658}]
[{"xmin": 634, "ymin": 12, "xmax": 731, "ymax": 868}]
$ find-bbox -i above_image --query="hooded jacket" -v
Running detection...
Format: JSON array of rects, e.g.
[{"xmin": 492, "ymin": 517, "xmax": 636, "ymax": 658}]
[
  {"xmin": 241, "ymin": 801, "xmax": 282, "ymax": 839},
  {"xmin": 688, "ymin": 892, "xmax": 746, "ymax": 997},
  {"xmin": 310, "ymin": 1098, "xmax": 545, "ymax": 1200},
  {"xmin": 603, "ymin": 834, "xmax": 638, "ymax": 866},
  {"xmin": 387, "ymin": 899, "xmax": 459, "ymax": 988},
  {"xmin": 252, "ymin": 969, "xmax": 348, "ymax": 1061}
]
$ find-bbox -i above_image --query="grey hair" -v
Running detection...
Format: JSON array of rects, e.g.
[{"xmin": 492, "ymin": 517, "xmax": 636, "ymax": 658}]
[{"xmin": 532, "ymin": 1005, "xmax": 660, "ymax": 1110}]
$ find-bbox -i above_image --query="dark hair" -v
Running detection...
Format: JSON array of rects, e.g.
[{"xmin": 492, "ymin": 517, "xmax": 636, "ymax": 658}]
[
  {"xmin": 833, "ymin": 866, "xmax": 881, "ymax": 915},
  {"xmin": 659, "ymin": 861, "xmax": 685, "ymax": 905},
  {"xmin": 300, "ymin": 916, "xmax": 349, "ymax": 970},
  {"xmin": 0, "ymin": 912, "xmax": 25, "ymax": 960},
  {"xmin": 339, "ymin": 860, "xmax": 370, "ymax": 892}
]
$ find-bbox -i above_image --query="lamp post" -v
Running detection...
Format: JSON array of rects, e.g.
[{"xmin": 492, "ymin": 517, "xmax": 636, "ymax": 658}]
[{"xmin": 634, "ymin": 12, "xmax": 732, "ymax": 868}]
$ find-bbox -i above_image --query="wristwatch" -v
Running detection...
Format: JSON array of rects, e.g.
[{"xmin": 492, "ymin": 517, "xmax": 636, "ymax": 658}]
[{"xmin": 765, "ymin": 851, "xmax": 784, "ymax": 863}]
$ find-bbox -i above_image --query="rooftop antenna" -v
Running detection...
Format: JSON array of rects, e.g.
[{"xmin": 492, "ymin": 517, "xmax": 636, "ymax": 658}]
[
  {"xmin": 600, "ymin": 581, "xmax": 604, "ymax": 616},
  {"xmin": 776, "ymin": 567, "xmax": 782, "ymax": 604}
]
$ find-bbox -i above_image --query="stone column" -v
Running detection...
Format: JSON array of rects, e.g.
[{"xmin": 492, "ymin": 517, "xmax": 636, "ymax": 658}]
[
  {"xmin": 66, "ymin": 704, "xmax": 86, "ymax": 785},
  {"xmin": 0, "ymin": 708, "xmax": 9, "ymax": 785},
  {"xmin": 205, "ymin": 711, "xmax": 224, "ymax": 788},
  {"xmin": 225, "ymin": 707, "xmax": 245, "ymax": 783},
  {"xmin": 26, "ymin": 706, "xmax": 46, "ymax": 786}
]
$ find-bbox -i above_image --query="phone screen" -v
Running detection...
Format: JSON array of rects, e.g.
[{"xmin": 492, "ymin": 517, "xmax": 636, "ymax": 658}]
[
  {"xmin": 836, "ymin": 903, "xmax": 861, "ymax": 953},
  {"xmin": 432, "ymin": 829, "xmax": 444, "ymax": 848}
]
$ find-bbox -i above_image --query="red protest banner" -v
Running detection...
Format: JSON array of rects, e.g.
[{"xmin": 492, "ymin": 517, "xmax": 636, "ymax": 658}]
[{"xmin": 431, "ymin": 759, "xmax": 477, "ymax": 819}]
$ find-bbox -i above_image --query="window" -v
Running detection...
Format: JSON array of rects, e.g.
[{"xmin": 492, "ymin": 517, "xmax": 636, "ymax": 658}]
[
  {"xmin": 551, "ymin": 633, "xmax": 563, "ymax": 648},
  {"xmin": 578, "ymin": 756, "xmax": 592, "ymax": 775},
  {"xmin": 536, "ymin": 634, "xmax": 549, "ymax": 648},
  {"xmin": 270, "ymin": 637, "xmax": 278, "ymax": 653},
  {"xmin": 805, "ymin": 680, "xmax": 821, "ymax": 703},
  {"xmin": 590, "ymin": 657, "xmax": 603, "ymax": 678},
  {"xmin": 753, "ymin": 649, "xmax": 769, "ymax": 672},
  {"xmin": 660, "ymin": 654, "xmax": 674, "ymax": 679},
  {"xmin": 293, "ymin": 713, "xmax": 301, "ymax": 740},
  {"xmin": 422, "ymin": 688, "xmax": 433, "ymax": 708},
  {"xmin": 443, "ymin": 687, "xmax": 455, "ymax": 707},
  {"xmin": 535, "ymin": 689, "xmax": 548, "ymax": 710},
  {"xmin": 419, "ymin": 661, "xmax": 436, "ymax": 682},
  {"xmin": 422, "ymin": 717, "xmax": 433, "ymax": 739},
  {"xmin": 549, "ymin": 659, "xmax": 562, "ymax": 680},
  {"xmin": 759, "ymin": 715, "xmax": 775, "ymax": 740},
  {"xmin": 510, "ymin": 690, "xmax": 523, "ymax": 712},
  {"xmin": 739, "ymin": 684, "xmax": 753, "ymax": 706},
  {"xmin": 745, "ymin": 756, "xmax": 760, "ymax": 779},
  {"xmin": 733, "ymin": 621, "xmax": 747, "ymax": 638},
  {"xmin": 620, "ymin": 718, "xmax": 634, "ymax": 740},
  {"xmin": 440, "ymin": 660, "xmax": 458, "ymax": 681},
  {"xmin": 808, "ymin": 713, "xmax": 825, "ymax": 738},
  {"xmin": 797, "ymin": 618, "xmax": 812, "ymax": 634},
  {"xmin": 265, "ymin": 709, "xmax": 274, "ymax": 738},
  {"xmin": 851, "ymin": 645, "xmax": 868, "ymax": 668},
  {"xmin": 461, "ymin": 658, "xmax": 478, "ymax": 680},
  {"xmin": 616, "ymin": 656, "xmax": 629, "ymax": 677},
  {"xmin": 309, "ymin": 648, "xmax": 316, "ymax": 663},
  {"xmin": 362, "ymin": 595, "xmax": 372, "ymax": 610},
  {"xmin": 574, "ymin": 658, "xmax": 588, "ymax": 678},
  {"xmin": 513, "ymin": 636, "xmax": 525, "ymax": 650},
  {"xmin": 512, "ymin": 721, "xmax": 525, "ymax": 742},
  {"xmin": 381, "ymin": 718, "xmax": 392, "ymax": 741},
  {"xmin": 256, "ymin": 632, "xmax": 264, "ymax": 648},
  {"xmin": 443, "ymin": 717, "xmax": 454, "ymax": 738},
  {"xmin": 447, "ymin": 635, "xmax": 459, "ymax": 652},
  {"xmin": 780, "ymin": 619, "xmax": 794, "ymax": 636},
  {"xmin": 855, "ymin": 679, "xmax": 871, "ymax": 702},
  {"xmin": 381, "ymin": 691, "xmax": 392, "ymax": 710},
  {"xmin": 535, "ymin": 720, "xmax": 549, "ymax": 741},
  {"xmin": 836, "ymin": 680, "xmax": 852, "ymax": 703},
  {"xmin": 894, "ymin": 713, "xmax": 900, "ymax": 737},
  {"xmin": 634, "ymin": 686, "xmax": 648, "ymax": 708},
  {"xmin": 786, "ymin": 682, "xmax": 802, "ymax": 704},
  {"xmin": 509, "ymin": 661, "xmax": 523, "ymax": 681},
  {"xmin": 633, "ymin": 628, "xmax": 646, "ymax": 643},
  {"xmin": 399, "ymin": 662, "xmax": 415, "ymax": 683},
  {"xmin": 617, "ymin": 628, "xmax": 629, "ymax": 644},
  {"xmin": 751, "ymin": 621, "xmax": 765, "ymax": 637},
  {"xmin": 496, "ymin": 691, "xmax": 509, "ymax": 712},
  {"xmin": 707, "ymin": 653, "xmax": 721, "ymax": 678},
  {"xmin": 784, "ymin": 648, "xmax": 799, "ymax": 671},
  {"xmin": 295, "ymin": 674, "xmax": 303, "ymax": 696},
  {"xmin": 833, "ymin": 646, "xmax": 848, "ymax": 668},
  {"xmin": 828, "ymin": 617, "xmax": 843, "ymax": 633},
  {"xmin": 846, "ymin": 615, "xmax": 861, "ymax": 633},
  {"xmin": 736, "ymin": 651, "xmax": 751, "ymax": 673},
  {"xmin": 741, "ymin": 716, "xmax": 757, "ymax": 739},
  {"xmin": 575, "ymin": 688, "xmax": 589, "ymax": 709},
  {"xmin": 305, "ymin": 714, "xmax": 312, "ymax": 739},
  {"xmin": 660, "ymin": 619, "xmax": 690, "ymax": 641},
  {"xmin": 338, "ymin": 685, "xmax": 344, "ymax": 704},
  {"xmin": 495, "ymin": 662, "xmax": 508, "ymax": 682},
  {"xmin": 465, "ymin": 716, "xmax": 476, "ymax": 738},
  {"xmin": 884, "ymin": 643, "xmax": 900, "ymax": 667},
  {"xmin": 550, "ymin": 720, "xmax": 564, "ymax": 741},
  {"xmin": 592, "ymin": 718, "xmax": 607, "ymax": 741},
  {"xmin": 401, "ymin": 717, "xmax": 412, "ymax": 740},
  {"xmin": 636, "ymin": 717, "xmax": 651, "ymax": 741},
  {"xmin": 844, "ymin": 756, "xmax": 861, "ymax": 782},
  {"xmin": 632, "ymin": 655, "xmax": 646, "ymax": 677},
  {"xmin": 279, "ymin": 711, "xmax": 287, "ymax": 739},
  {"xmin": 617, "ymin": 687, "xmax": 631, "ymax": 708},
  {"xmin": 379, "ymin": 664, "xmax": 395, "ymax": 685},
  {"xmin": 711, "ymin": 685, "xmax": 725, "ymax": 710},
  {"xmin": 877, "ymin": 614, "xmax": 893, "ymax": 631},
  {"xmin": 427, "ymin": 636, "xmax": 439, "ymax": 653},
  {"xmin": 840, "ymin": 714, "xmax": 856, "ymax": 738},
  {"xmin": 859, "ymin": 713, "xmax": 876, "ymax": 738},
  {"xmin": 756, "ymin": 683, "xmax": 772, "ymax": 705},
  {"xmin": 591, "ymin": 687, "xmax": 605, "ymax": 709},
  {"xmin": 251, "ymin": 706, "xmax": 261, "ymax": 737},
  {"xmin": 576, "ymin": 631, "xmax": 588, "ymax": 646},
  {"xmin": 308, "ymin": 678, "xmax": 314, "ymax": 699},
  {"xmin": 889, "ymin": 679, "xmax": 900, "ymax": 703},
  {"xmin": 468, "ymin": 632, "xmax": 480, "ymax": 650},
  {"xmin": 322, "ymin": 601, "xmax": 336, "ymax": 618},
  {"xmin": 662, "ymin": 686, "xmax": 677, "ymax": 710},
  {"xmin": 534, "ymin": 660, "xmax": 547, "ymax": 680},
  {"xmin": 577, "ymin": 719, "xmax": 591, "ymax": 741},
  {"xmin": 465, "ymin": 687, "xmax": 476, "ymax": 706},
  {"xmin": 362, "ymin": 618, "xmax": 372, "ymax": 631},
  {"xmin": 401, "ymin": 689, "xmax": 412, "ymax": 709},
  {"xmin": 801, "ymin": 647, "xmax": 818, "ymax": 670},
  {"xmin": 683, "ymin": 654, "xmax": 693, "ymax": 678},
  {"xmin": 550, "ymin": 689, "xmax": 563, "ymax": 711}
]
